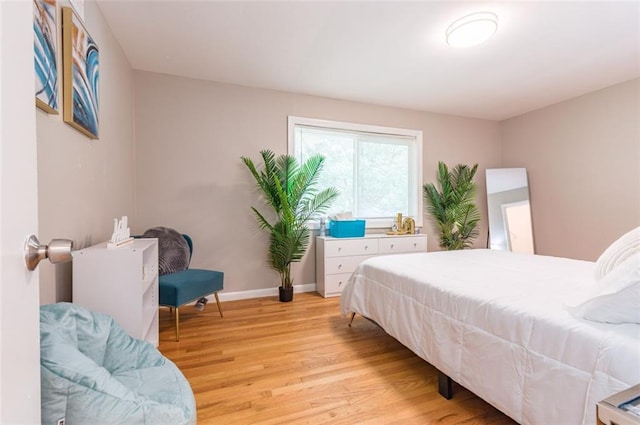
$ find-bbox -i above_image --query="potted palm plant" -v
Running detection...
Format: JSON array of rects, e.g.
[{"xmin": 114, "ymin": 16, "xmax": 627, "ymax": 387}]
[
  {"xmin": 242, "ymin": 150, "xmax": 338, "ymax": 302},
  {"xmin": 423, "ymin": 161, "xmax": 480, "ymax": 250}
]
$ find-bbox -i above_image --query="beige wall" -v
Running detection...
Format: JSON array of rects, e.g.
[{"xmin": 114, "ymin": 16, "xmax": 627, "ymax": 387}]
[
  {"xmin": 501, "ymin": 78, "xmax": 640, "ymax": 261},
  {"xmin": 133, "ymin": 71, "xmax": 502, "ymax": 293},
  {"xmin": 36, "ymin": 2, "xmax": 135, "ymax": 304},
  {"xmin": 34, "ymin": 19, "xmax": 637, "ymax": 300}
]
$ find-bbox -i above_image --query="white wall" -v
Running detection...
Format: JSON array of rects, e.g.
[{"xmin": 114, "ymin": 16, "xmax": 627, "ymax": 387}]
[
  {"xmin": 501, "ymin": 78, "xmax": 640, "ymax": 260},
  {"xmin": 133, "ymin": 71, "xmax": 502, "ymax": 294},
  {"xmin": 37, "ymin": 1, "xmax": 136, "ymax": 304},
  {"xmin": 1, "ymin": 0, "xmax": 42, "ymax": 422}
]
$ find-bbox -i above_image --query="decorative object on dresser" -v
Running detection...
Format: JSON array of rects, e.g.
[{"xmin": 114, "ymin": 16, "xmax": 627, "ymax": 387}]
[
  {"xmin": 316, "ymin": 233, "xmax": 427, "ymax": 298},
  {"xmin": 242, "ymin": 149, "xmax": 338, "ymax": 302},
  {"xmin": 329, "ymin": 219, "xmax": 366, "ymax": 238},
  {"xmin": 142, "ymin": 227, "xmax": 224, "ymax": 342},
  {"xmin": 423, "ymin": 161, "xmax": 480, "ymax": 250},
  {"xmin": 72, "ymin": 238, "xmax": 160, "ymax": 346},
  {"xmin": 386, "ymin": 212, "xmax": 416, "ymax": 235}
]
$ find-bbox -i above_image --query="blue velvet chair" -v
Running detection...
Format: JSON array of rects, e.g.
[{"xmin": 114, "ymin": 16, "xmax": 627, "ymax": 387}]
[{"xmin": 159, "ymin": 234, "xmax": 224, "ymax": 341}]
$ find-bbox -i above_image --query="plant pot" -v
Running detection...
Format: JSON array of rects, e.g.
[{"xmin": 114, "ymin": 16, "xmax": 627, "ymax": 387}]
[{"xmin": 279, "ymin": 286, "xmax": 294, "ymax": 302}]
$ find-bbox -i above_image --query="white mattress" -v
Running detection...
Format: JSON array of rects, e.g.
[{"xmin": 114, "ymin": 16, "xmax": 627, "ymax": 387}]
[{"xmin": 340, "ymin": 249, "xmax": 640, "ymax": 425}]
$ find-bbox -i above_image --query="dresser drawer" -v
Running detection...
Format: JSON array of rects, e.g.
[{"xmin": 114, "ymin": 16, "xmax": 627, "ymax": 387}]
[
  {"xmin": 325, "ymin": 238, "xmax": 378, "ymax": 257},
  {"xmin": 325, "ymin": 255, "xmax": 374, "ymax": 275},
  {"xmin": 379, "ymin": 236, "xmax": 426, "ymax": 254},
  {"xmin": 324, "ymin": 273, "xmax": 353, "ymax": 295},
  {"xmin": 316, "ymin": 234, "xmax": 427, "ymax": 298}
]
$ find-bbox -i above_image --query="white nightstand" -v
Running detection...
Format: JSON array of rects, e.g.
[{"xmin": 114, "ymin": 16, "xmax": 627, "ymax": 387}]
[{"xmin": 597, "ymin": 384, "xmax": 640, "ymax": 425}]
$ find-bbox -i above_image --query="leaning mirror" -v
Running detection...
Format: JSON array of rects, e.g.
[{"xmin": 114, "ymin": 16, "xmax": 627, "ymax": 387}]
[{"xmin": 486, "ymin": 168, "xmax": 534, "ymax": 253}]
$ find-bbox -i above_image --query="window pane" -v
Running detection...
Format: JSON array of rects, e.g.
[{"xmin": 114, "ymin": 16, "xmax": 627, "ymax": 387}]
[
  {"xmin": 358, "ymin": 139, "xmax": 409, "ymax": 217},
  {"xmin": 290, "ymin": 117, "xmax": 423, "ymax": 228},
  {"xmin": 297, "ymin": 128, "xmax": 354, "ymax": 215}
]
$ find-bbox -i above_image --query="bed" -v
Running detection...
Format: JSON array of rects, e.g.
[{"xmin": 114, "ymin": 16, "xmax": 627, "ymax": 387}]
[{"xmin": 340, "ymin": 249, "xmax": 640, "ymax": 425}]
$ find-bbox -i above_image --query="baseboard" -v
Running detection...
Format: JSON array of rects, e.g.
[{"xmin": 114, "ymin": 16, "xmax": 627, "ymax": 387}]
[{"xmin": 217, "ymin": 283, "xmax": 317, "ymax": 302}]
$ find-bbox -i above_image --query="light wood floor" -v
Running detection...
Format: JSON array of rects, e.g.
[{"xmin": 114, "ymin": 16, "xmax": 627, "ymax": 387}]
[{"xmin": 158, "ymin": 292, "xmax": 516, "ymax": 425}]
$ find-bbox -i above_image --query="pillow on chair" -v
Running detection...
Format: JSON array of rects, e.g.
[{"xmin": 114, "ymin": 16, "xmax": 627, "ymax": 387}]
[{"xmin": 142, "ymin": 227, "xmax": 190, "ymax": 275}]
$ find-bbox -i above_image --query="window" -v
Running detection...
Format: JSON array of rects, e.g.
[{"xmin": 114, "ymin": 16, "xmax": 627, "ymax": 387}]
[{"xmin": 288, "ymin": 116, "xmax": 423, "ymax": 228}]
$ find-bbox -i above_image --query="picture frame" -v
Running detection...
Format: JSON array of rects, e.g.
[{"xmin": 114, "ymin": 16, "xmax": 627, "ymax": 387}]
[
  {"xmin": 68, "ymin": 0, "xmax": 84, "ymax": 20},
  {"xmin": 62, "ymin": 6, "xmax": 99, "ymax": 139},
  {"xmin": 34, "ymin": 0, "xmax": 59, "ymax": 114}
]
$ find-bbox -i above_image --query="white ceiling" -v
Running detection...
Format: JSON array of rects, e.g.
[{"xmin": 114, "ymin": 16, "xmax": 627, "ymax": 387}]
[{"xmin": 96, "ymin": 1, "xmax": 640, "ymax": 121}]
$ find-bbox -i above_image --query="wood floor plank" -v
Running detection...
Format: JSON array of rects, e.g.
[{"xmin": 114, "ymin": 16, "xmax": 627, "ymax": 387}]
[{"xmin": 158, "ymin": 292, "xmax": 516, "ymax": 424}]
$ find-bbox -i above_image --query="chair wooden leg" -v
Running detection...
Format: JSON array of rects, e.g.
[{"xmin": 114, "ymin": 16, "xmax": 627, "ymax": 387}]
[
  {"xmin": 214, "ymin": 292, "xmax": 223, "ymax": 318},
  {"xmin": 175, "ymin": 307, "xmax": 180, "ymax": 342}
]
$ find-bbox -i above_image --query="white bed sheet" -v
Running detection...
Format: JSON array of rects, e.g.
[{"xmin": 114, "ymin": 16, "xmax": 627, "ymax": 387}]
[{"xmin": 340, "ymin": 249, "xmax": 640, "ymax": 425}]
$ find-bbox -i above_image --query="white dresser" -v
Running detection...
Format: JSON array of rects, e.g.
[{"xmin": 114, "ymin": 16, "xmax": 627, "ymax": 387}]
[
  {"xmin": 72, "ymin": 238, "xmax": 159, "ymax": 346},
  {"xmin": 316, "ymin": 234, "xmax": 427, "ymax": 297}
]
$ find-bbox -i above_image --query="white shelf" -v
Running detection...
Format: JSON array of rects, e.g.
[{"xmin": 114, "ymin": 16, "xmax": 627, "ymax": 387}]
[
  {"xmin": 142, "ymin": 271, "xmax": 158, "ymax": 294},
  {"xmin": 72, "ymin": 238, "xmax": 160, "ymax": 346},
  {"xmin": 142, "ymin": 309, "xmax": 158, "ymax": 345}
]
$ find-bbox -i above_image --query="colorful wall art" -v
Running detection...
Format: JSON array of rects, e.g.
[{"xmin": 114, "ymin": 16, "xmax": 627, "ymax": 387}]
[
  {"xmin": 34, "ymin": 0, "xmax": 59, "ymax": 114},
  {"xmin": 62, "ymin": 6, "xmax": 99, "ymax": 139}
]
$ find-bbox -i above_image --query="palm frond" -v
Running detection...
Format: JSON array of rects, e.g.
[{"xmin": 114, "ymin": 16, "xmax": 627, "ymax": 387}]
[
  {"xmin": 299, "ymin": 187, "xmax": 340, "ymax": 224},
  {"xmin": 290, "ymin": 155, "xmax": 324, "ymax": 213},
  {"xmin": 242, "ymin": 149, "xmax": 338, "ymax": 288},
  {"xmin": 423, "ymin": 161, "xmax": 481, "ymax": 250}
]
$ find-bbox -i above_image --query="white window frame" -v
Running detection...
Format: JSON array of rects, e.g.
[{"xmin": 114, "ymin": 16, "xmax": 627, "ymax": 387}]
[{"xmin": 287, "ymin": 116, "xmax": 423, "ymax": 229}]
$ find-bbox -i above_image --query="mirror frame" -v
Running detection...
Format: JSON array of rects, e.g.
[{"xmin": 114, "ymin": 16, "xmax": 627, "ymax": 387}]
[{"xmin": 486, "ymin": 168, "xmax": 534, "ymax": 253}]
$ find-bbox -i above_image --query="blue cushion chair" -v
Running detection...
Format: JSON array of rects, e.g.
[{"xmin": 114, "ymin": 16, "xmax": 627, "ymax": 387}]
[
  {"xmin": 40, "ymin": 302, "xmax": 196, "ymax": 425},
  {"xmin": 158, "ymin": 234, "xmax": 224, "ymax": 341}
]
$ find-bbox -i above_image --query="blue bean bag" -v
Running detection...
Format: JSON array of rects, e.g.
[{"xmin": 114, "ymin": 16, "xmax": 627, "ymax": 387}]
[{"xmin": 40, "ymin": 303, "xmax": 196, "ymax": 425}]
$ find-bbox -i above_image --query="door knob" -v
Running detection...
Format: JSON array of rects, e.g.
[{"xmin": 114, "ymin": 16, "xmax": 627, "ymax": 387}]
[{"xmin": 24, "ymin": 235, "xmax": 73, "ymax": 271}]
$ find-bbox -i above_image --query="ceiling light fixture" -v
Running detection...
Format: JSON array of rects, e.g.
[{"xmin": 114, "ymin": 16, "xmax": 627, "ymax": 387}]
[{"xmin": 446, "ymin": 12, "xmax": 498, "ymax": 48}]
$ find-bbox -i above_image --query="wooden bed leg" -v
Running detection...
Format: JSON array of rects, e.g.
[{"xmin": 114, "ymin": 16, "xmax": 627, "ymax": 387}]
[
  {"xmin": 348, "ymin": 312, "xmax": 356, "ymax": 327},
  {"xmin": 438, "ymin": 370, "xmax": 453, "ymax": 400}
]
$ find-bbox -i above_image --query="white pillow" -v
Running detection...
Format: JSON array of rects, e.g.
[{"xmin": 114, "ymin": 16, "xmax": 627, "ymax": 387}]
[
  {"xmin": 594, "ymin": 226, "xmax": 640, "ymax": 281},
  {"xmin": 575, "ymin": 283, "xmax": 640, "ymax": 324},
  {"xmin": 570, "ymin": 253, "xmax": 640, "ymax": 324}
]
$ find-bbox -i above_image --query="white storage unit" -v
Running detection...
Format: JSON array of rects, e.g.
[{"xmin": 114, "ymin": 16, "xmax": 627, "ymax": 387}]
[
  {"xmin": 316, "ymin": 234, "xmax": 427, "ymax": 297},
  {"xmin": 72, "ymin": 238, "xmax": 159, "ymax": 346}
]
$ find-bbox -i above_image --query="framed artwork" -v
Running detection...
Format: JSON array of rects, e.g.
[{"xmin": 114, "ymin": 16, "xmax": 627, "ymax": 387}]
[
  {"xmin": 62, "ymin": 6, "xmax": 99, "ymax": 139},
  {"xmin": 34, "ymin": 0, "xmax": 59, "ymax": 114},
  {"xmin": 68, "ymin": 0, "xmax": 84, "ymax": 20}
]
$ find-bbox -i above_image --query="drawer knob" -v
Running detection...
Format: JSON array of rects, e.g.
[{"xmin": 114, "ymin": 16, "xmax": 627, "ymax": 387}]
[
  {"xmin": 413, "ymin": 243, "xmax": 417, "ymax": 247},
  {"xmin": 391, "ymin": 244, "xmax": 394, "ymax": 248},
  {"xmin": 338, "ymin": 281, "xmax": 343, "ymax": 286},
  {"xmin": 364, "ymin": 245, "xmax": 368, "ymax": 250},
  {"xmin": 338, "ymin": 247, "xmax": 342, "ymax": 251},
  {"xmin": 338, "ymin": 264, "xmax": 342, "ymax": 269}
]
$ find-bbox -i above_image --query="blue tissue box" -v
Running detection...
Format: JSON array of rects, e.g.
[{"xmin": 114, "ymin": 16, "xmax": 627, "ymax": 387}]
[{"xmin": 329, "ymin": 220, "xmax": 366, "ymax": 238}]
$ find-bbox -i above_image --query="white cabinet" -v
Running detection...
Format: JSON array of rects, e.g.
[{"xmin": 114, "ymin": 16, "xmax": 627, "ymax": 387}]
[
  {"xmin": 379, "ymin": 236, "xmax": 426, "ymax": 254},
  {"xmin": 316, "ymin": 234, "xmax": 427, "ymax": 297},
  {"xmin": 73, "ymin": 238, "xmax": 159, "ymax": 346}
]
